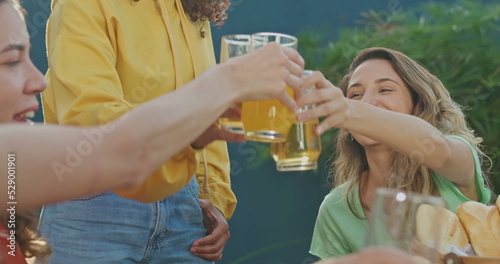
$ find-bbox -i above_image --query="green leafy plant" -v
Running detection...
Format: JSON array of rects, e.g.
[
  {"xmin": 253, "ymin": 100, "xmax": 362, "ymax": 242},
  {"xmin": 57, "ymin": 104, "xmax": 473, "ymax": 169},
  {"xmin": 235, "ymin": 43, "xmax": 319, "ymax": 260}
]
[{"xmin": 298, "ymin": 0, "xmax": 500, "ymax": 193}]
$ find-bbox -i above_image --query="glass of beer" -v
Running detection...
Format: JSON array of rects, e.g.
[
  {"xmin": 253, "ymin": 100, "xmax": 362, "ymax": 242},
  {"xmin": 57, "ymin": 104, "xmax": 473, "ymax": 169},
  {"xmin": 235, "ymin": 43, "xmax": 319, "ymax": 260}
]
[
  {"xmin": 218, "ymin": 34, "xmax": 252, "ymax": 134},
  {"xmin": 365, "ymin": 188, "xmax": 446, "ymax": 264},
  {"xmin": 270, "ymin": 70, "xmax": 322, "ymax": 171},
  {"xmin": 241, "ymin": 32, "xmax": 298, "ymax": 143}
]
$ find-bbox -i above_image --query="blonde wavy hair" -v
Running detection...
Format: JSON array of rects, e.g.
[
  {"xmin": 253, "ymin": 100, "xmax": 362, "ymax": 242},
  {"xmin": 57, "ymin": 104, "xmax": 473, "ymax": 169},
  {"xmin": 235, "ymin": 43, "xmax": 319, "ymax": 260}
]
[
  {"xmin": 331, "ymin": 47, "xmax": 491, "ymax": 213},
  {"xmin": 0, "ymin": 213, "xmax": 51, "ymax": 263}
]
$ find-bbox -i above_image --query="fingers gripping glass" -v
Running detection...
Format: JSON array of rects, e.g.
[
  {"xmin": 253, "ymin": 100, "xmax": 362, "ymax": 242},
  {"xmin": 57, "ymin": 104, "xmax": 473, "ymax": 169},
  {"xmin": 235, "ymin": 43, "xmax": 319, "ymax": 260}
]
[
  {"xmin": 270, "ymin": 70, "xmax": 322, "ymax": 171},
  {"xmin": 241, "ymin": 32, "xmax": 298, "ymax": 143}
]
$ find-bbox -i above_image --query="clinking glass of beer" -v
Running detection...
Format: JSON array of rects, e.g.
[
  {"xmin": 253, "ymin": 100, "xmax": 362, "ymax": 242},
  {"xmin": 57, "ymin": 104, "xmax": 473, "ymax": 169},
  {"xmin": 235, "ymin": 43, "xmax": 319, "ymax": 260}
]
[
  {"xmin": 219, "ymin": 33, "xmax": 322, "ymax": 171},
  {"xmin": 241, "ymin": 32, "xmax": 299, "ymax": 143},
  {"xmin": 219, "ymin": 32, "xmax": 298, "ymax": 142},
  {"xmin": 270, "ymin": 70, "xmax": 322, "ymax": 172}
]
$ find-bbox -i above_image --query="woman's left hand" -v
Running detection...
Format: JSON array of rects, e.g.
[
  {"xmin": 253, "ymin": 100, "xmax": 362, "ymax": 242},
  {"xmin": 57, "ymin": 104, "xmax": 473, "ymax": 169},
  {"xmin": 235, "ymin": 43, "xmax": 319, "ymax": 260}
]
[
  {"xmin": 296, "ymin": 71, "xmax": 349, "ymax": 135},
  {"xmin": 190, "ymin": 199, "xmax": 230, "ymax": 261}
]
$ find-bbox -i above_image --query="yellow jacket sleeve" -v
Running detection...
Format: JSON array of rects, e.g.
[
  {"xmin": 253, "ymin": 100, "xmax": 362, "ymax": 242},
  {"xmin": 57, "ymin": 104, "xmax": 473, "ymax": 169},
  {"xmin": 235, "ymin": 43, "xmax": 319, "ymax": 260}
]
[{"xmin": 197, "ymin": 141, "xmax": 237, "ymax": 219}]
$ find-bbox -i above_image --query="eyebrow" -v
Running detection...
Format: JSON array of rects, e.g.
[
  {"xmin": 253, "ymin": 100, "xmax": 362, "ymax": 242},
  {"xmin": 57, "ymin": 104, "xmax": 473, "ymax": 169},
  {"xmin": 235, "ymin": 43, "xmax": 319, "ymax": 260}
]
[
  {"xmin": 1, "ymin": 44, "xmax": 25, "ymax": 53},
  {"xmin": 348, "ymin": 77, "xmax": 400, "ymax": 90}
]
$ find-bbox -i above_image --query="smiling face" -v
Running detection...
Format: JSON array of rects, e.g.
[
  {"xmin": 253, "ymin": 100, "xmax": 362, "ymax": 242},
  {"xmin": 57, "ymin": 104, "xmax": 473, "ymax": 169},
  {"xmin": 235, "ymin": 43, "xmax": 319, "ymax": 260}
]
[
  {"xmin": 0, "ymin": 1, "xmax": 46, "ymax": 123},
  {"xmin": 346, "ymin": 59, "xmax": 415, "ymax": 147},
  {"xmin": 347, "ymin": 59, "xmax": 414, "ymax": 114}
]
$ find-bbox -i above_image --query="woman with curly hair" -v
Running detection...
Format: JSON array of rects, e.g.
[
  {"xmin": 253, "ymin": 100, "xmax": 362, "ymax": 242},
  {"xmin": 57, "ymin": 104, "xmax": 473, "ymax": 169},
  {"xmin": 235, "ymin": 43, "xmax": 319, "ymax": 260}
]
[{"xmin": 295, "ymin": 47, "xmax": 492, "ymax": 259}]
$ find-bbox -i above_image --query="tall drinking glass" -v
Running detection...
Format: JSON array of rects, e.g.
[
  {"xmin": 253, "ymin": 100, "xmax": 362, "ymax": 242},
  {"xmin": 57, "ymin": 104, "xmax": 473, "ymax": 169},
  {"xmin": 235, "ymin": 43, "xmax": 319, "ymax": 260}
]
[
  {"xmin": 270, "ymin": 70, "xmax": 322, "ymax": 171},
  {"xmin": 365, "ymin": 188, "xmax": 446, "ymax": 264},
  {"xmin": 241, "ymin": 32, "xmax": 298, "ymax": 143},
  {"xmin": 218, "ymin": 34, "xmax": 251, "ymax": 134}
]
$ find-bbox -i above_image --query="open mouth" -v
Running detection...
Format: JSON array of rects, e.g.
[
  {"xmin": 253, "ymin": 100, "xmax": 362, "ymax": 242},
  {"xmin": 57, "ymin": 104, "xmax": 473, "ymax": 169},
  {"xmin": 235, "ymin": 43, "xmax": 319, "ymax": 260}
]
[{"xmin": 13, "ymin": 110, "xmax": 35, "ymax": 123}]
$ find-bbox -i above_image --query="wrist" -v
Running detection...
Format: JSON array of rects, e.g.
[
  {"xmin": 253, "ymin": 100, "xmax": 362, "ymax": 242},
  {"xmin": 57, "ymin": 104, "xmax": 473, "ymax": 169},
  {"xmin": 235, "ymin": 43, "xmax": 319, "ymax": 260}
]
[
  {"xmin": 343, "ymin": 99, "xmax": 365, "ymax": 132},
  {"xmin": 216, "ymin": 59, "xmax": 246, "ymax": 104}
]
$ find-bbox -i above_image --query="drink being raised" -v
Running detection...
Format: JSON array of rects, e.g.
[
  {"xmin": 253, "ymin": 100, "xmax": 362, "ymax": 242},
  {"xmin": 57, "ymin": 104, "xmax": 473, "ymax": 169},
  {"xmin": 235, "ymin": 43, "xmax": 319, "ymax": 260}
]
[
  {"xmin": 270, "ymin": 119, "xmax": 322, "ymax": 171},
  {"xmin": 242, "ymin": 86, "xmax": 295, "ymax": 143},
  {"xmin": 240, "ymin": 32, "xmax": 298, "ymax": 143}
]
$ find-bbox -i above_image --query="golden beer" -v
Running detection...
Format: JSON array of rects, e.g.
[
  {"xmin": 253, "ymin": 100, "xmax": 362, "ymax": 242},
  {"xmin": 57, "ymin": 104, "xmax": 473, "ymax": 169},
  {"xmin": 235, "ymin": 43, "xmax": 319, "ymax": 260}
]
[
  {"xmin": 240, "ymin": 32, "xmax": 298, "ymax": 143},
  {"xmin": 241, "ymin": 86, "xmax": 295, "ymax": 143},
  {"xmin": 270, "ymin": 119, "xmax": 322, "ymax": 171}
]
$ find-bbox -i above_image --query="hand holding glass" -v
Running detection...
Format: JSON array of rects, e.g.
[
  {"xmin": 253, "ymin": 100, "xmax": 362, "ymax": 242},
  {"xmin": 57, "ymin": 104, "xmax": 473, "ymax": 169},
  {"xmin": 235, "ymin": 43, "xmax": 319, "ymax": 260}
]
[
  {"xmin": 270, "ymin": 70, "xmax": 322, "ymax": 171},
  {"xmin": 241, "ymin": 32, "xmax": 298, "ymax": 143}
]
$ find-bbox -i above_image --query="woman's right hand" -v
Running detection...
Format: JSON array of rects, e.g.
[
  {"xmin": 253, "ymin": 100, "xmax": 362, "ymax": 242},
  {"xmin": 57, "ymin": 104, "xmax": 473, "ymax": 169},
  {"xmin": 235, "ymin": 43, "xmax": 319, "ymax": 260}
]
[
  {"xmin": 296, "ymin": 71, "xmax": 350, "ymax": 135},
  {"xmin": 221, "ymin": 42, "xmax": 305, "ymax": 113}
]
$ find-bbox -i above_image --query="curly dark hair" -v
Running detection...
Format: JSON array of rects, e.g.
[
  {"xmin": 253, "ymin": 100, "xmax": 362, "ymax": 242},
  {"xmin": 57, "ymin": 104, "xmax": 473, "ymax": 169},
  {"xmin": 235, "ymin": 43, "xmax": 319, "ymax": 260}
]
[{"xmin": 181, "ymin": 0, "xmax": 231, "ymax": 25}]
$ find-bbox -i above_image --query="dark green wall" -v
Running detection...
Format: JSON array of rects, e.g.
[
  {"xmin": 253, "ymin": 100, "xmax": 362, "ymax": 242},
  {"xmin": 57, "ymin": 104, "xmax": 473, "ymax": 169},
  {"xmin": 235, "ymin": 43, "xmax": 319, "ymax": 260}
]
[{"xmin": 23, "ymin": 0, "xmax": 474, "ymax": 263}]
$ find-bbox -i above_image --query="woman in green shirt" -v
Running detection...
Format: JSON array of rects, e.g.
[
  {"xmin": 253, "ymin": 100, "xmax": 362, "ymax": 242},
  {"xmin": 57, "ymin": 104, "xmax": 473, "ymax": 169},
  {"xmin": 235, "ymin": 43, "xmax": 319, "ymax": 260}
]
[{"xmin": 295, "ymin": 47, "xmax": 492, "ymax": 259}]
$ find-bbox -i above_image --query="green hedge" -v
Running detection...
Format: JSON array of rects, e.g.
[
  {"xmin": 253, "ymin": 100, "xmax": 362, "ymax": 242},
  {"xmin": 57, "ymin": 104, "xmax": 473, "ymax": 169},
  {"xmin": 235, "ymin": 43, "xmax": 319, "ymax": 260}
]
[{"xmin": 298, "ymin": 0, "xmax": 500, "ymax": 194}]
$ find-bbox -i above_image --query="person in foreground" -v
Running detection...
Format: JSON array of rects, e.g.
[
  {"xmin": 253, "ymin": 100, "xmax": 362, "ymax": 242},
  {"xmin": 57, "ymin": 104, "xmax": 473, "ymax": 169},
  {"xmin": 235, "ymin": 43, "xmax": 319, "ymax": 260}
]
[
  {"xmin": 296, "ymin": 47, "xmax": 492, "ymax": 258},
  {"xmin": 0, "ymin": 0, "xmax": 304, "ymax": 262}
]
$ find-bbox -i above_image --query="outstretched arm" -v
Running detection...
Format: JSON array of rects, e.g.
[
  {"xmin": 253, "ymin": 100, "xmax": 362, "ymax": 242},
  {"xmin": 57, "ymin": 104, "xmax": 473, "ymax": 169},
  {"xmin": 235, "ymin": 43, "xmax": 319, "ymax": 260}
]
[
  {"xmin": 0, "ymin": 76, "xmax": 234, "ymax": 212},
  {"xmin": 297, "ymin": 72, "xmax": 476, "ymax": 198},
  {"xmin": 0, "ymin": 43, "xmax": 304, "ymax": 213}
]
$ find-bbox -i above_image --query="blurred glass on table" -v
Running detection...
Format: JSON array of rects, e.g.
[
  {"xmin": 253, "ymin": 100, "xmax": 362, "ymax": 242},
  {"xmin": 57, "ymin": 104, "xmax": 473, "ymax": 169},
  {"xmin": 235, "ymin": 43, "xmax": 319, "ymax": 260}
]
[{"xmin": 365, "ymin": 188, "xmax": 446, "ymax": 264}]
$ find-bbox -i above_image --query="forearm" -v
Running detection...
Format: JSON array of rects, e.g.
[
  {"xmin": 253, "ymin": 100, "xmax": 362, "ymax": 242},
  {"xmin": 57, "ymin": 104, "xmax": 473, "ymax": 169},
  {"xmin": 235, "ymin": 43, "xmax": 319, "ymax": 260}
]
[
  {"xmin": 345, "ymin": 100, "xmax": 449, "ymax": 168},
  {"xmin": 0, "ymin": 124, "xmax": 131, "ymax": 212},
  {"xmin": 115, "ymin": 65, "xmax": 239, "ymax": 176},
  {"xmin": 0, "ymin": 71, "xmax": 237, "ymax": 212},
  {"xmin": 346, "ymin": 100, "xmax": 477, "ymax": 186}
]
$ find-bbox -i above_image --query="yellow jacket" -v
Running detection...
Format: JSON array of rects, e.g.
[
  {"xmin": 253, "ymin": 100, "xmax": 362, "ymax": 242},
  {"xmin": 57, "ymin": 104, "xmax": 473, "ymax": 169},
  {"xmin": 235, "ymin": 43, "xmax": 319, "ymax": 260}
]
[{"xmin": 42, "ymin": 0, "xmax": 236, "ymax": 218}]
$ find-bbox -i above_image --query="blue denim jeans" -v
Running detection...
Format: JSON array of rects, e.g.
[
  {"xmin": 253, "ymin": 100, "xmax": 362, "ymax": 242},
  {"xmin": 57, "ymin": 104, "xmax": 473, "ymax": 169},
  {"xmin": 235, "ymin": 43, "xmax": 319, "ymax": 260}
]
[{"xmin": 39, "ymin": 177, "xmax": 212, "ymax": 264}]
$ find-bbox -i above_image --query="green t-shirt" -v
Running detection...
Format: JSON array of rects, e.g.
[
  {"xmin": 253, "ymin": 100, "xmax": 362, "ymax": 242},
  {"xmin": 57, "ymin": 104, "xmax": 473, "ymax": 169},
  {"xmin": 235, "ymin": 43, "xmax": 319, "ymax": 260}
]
[{"xmin": 309, "ymin": 135, "xmax": 491, "ymax": 259}]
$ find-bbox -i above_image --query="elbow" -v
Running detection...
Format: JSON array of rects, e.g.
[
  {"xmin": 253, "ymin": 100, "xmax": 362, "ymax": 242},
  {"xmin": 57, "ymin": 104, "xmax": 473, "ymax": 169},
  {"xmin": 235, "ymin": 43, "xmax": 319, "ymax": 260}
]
[
  {"xmin": 120, "ymin": 171, "xmax": 147, "ymax": 189},
  {"xmin": 410, "ymin": 135, "xmax": 451, "ymax": 169},
  {"xmin": 121, "ymin": 148, "xmax": 152, "ymax": 189},
  {"xmin": 97, "ymin": 157, "xmax": 146, "ymax": 190},
  {"xmin": 428, "ymin": 137, "xmax": 452, "ymax": 170},
  {"xmin": 108, "ymin": 131, "xmax": 151, "ymax": 190}
]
